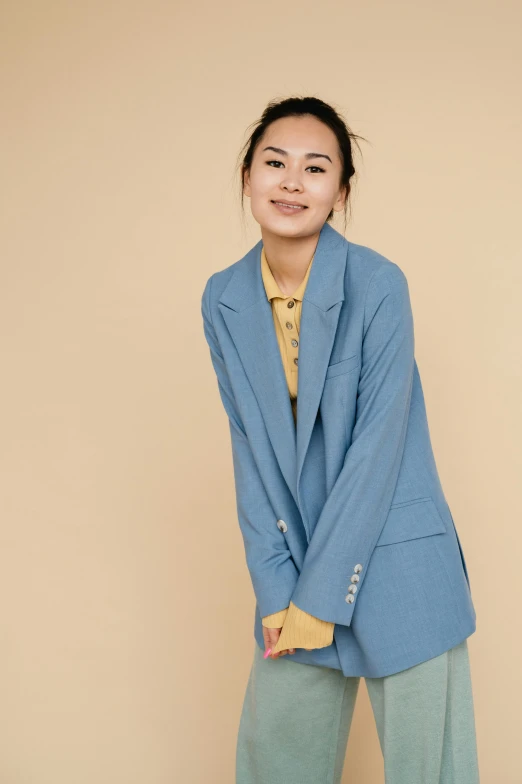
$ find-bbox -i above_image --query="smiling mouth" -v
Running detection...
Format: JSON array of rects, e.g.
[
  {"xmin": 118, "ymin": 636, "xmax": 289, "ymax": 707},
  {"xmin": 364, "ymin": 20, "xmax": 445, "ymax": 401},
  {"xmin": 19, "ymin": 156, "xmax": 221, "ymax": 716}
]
[{"xmin": 271, "ymin": 201, "xmax": 307, "ymax": 210}]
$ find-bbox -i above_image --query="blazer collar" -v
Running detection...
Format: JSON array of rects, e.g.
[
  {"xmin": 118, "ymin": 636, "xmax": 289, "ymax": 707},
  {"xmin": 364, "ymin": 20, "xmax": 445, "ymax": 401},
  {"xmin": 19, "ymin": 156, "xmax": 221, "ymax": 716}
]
[
  {"xmin": 217, "ymin": 222, "xmax": 348, "ymax": 518},
  {"xmin": 219, "ymin": 221, "xmax": 346, "ymax": 313}
]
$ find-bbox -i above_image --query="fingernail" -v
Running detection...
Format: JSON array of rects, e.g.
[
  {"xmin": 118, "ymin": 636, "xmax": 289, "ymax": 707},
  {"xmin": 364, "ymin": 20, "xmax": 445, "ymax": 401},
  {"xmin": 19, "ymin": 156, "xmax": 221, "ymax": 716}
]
[{"xmin": 264, "ymin": 648, "xmax": 272, "ymax": 659}]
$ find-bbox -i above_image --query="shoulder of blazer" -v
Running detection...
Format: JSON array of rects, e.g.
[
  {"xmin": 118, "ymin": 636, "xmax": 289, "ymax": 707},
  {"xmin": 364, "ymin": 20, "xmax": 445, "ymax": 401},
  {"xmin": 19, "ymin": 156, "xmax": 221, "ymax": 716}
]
[
  {"xmin": 201, "ymin": 263, "xmax": 240, "ymax": 316},
  {"xmin": 202, "ymin": 255, "xmax": 247, "ymax": 303},
  {"xmin": 346, "ymin": 239, "xmax": 409, "ymax": 289}
]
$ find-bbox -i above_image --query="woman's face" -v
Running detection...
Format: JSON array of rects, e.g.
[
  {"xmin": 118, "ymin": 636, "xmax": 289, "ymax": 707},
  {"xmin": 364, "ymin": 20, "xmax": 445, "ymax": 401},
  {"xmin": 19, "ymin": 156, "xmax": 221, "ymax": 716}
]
[{"xmin": 243, "ymin": 114, "xmax": 347, "ymax": 239}]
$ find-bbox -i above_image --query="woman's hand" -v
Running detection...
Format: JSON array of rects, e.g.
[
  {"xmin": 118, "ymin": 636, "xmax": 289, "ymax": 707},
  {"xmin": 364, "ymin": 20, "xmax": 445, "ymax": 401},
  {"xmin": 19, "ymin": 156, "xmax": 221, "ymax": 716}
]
[
  {"xmin": 262, "ymin": 625, "xmax": 312, "ymax": 658},
  {"xmin": 262, "ymin": 624, "xmax": 294, "ymax": 658}
]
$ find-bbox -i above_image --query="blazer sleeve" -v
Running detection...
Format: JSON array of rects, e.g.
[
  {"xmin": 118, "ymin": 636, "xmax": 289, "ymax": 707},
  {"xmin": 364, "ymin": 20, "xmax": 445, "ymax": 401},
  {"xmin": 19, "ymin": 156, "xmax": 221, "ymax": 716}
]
[
  {"xmin": 201, "ymin": 274, "xmax": 300, "ymax": 619},
  {"xmin": 289, "ymin": 264, "xmax": 415, "ymax": 626}
]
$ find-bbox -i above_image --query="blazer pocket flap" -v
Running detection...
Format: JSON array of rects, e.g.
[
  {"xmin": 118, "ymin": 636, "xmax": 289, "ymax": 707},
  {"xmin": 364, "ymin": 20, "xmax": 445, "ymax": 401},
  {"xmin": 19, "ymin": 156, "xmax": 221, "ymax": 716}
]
[
  {"xmin": 376, "ymin": 497, "xmax": 447, "ymax": 547},
  {"xmin": 325, "ymin": 353, "xmax": 360, "ymax": 380}
]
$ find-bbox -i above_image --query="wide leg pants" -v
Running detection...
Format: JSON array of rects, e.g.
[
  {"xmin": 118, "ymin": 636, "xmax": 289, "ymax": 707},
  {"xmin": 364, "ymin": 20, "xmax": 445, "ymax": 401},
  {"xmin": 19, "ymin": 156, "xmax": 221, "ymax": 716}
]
[{"xmin": 236, "ymin": 639, "xmax": 479, "ymax": 784}]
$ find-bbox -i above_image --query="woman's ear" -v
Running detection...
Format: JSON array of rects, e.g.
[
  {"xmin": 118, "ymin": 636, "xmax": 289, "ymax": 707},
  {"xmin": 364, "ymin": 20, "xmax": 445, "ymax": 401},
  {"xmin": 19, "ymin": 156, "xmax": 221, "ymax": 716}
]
[
  {"xmin": 243, "ymin": 168, "xmax": 251, "ymax": 198},
  {"xmin": 333, "ymin": 183, "xmax": 349, "ymax": 212}
]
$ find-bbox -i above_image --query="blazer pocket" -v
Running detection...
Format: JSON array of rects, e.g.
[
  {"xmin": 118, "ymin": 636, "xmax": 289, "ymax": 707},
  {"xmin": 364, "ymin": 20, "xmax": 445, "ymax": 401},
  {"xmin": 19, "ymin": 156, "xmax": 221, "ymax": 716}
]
[
  {"xmin": 325, "ymin": 353, "xmax": 361, "ymax": 380},
  {"xmin": 375, "ymin": 497, "xmax": 447, "ymax": 547}
]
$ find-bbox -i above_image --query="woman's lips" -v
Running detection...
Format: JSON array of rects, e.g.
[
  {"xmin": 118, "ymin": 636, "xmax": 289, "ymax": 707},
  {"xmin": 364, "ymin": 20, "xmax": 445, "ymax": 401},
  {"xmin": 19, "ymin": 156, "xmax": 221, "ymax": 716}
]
[{"xmin": 271, "ymin": 200, "xmax": 307, "ymax": 215}]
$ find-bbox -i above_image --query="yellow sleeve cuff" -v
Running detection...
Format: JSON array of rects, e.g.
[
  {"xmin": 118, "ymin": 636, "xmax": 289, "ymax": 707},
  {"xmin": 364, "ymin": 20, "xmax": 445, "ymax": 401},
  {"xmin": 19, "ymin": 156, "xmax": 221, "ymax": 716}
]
[
  {"xmin": 262, "ymin": 607, "xmax": 289, "ymax": 628},
  {"xmin": 271, "ymin": 601, "xmax": 334, "ymax": 654}
]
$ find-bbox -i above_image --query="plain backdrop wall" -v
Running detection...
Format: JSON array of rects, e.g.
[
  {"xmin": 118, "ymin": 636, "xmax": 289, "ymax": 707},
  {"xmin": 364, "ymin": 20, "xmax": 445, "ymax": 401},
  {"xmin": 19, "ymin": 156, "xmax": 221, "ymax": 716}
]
[{"xmin": 1, "ymin": 1, "xmax": 521, "ymax": 782}]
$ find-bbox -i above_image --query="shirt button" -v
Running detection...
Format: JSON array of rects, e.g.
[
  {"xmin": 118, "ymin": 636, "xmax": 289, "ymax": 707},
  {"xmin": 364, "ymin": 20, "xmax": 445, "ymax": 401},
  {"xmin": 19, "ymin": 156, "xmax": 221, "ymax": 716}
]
[
  {"xmin": 286, "ymin": 322, "xmax": 293, "ymax": 329},
  {"xmin": 276, "ymin": 519, "xmax": 288, "ymax": 533},
  {"xmin": 287, "ymin": 300, "xmax": 295, "ymax": 308},
  {"xmin": 294, "ymin": 358, "xmax": 298, "ymax": 365},
  {"xmin": 291, "ymin": 339, "xmax": 298, "ymax": 347}
]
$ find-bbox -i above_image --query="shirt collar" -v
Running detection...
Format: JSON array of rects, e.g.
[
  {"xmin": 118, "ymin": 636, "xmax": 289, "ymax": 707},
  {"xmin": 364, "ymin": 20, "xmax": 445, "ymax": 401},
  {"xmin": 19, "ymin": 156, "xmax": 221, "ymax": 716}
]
[{"xmin": 260, "ymin": 246, "xmax": 315, "ymax": 302}]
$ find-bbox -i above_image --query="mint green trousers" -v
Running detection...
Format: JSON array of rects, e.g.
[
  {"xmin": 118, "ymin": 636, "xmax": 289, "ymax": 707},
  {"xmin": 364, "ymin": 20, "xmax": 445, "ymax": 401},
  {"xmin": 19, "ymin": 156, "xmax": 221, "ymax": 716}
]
[{"xmin": 236, "ymin": 639, "xmax": 479, "ymax": 784}]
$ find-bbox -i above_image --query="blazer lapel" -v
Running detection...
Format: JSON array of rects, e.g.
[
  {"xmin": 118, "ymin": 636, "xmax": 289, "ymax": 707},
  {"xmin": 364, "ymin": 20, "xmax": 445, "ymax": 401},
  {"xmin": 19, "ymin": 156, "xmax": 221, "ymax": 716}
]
[
  {"xmin": 217, "ymin": 222, "xmax": 348, "ymax": 513},
  {"xmin": 294, "ymin": 223, "xmax": 347, "ymax": 504},
  {"xmin": 218, "ymin": 242, "xmax": 299, "ymax": 505}
]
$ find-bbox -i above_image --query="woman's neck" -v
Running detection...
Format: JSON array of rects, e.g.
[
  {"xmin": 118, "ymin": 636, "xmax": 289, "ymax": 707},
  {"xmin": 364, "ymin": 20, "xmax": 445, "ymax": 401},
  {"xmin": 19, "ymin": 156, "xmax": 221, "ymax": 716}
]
[{"xmin": 261, "ymin": 229, "xmax": 319, "ymax": 296}]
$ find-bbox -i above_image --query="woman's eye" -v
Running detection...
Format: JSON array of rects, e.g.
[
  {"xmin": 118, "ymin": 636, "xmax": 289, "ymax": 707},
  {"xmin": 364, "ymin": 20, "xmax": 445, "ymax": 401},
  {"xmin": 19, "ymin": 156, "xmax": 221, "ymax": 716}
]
[{"xmin": 265, "ymin": 160, "xmax": 325, "ymax": 173}]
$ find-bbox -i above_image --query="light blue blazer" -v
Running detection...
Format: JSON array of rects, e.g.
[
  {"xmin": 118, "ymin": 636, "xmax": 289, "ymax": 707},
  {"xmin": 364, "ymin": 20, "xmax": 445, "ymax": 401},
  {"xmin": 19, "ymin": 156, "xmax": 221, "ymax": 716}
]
[{"xmin": 201, "ymin": 221, "xmax": 476, "ymax": 677}]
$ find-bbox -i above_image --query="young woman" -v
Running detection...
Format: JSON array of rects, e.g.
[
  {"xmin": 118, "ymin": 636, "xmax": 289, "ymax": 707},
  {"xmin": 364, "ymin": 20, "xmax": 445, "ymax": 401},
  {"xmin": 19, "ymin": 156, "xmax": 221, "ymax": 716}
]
[{"xmin": 201, "ymin": 96, "xmax": 479, "ymax": 784}]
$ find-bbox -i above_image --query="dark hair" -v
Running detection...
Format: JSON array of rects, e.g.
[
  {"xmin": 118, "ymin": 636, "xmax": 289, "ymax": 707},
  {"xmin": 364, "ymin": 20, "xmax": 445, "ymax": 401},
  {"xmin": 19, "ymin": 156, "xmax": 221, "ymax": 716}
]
[{"xmin": 236, "ymin": 95, "xmax": 368, "ymax": 233}]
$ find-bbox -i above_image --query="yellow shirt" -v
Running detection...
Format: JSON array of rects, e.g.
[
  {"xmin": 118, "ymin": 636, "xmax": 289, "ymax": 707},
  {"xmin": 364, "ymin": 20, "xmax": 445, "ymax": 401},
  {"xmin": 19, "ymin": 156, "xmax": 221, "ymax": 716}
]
[{"xmin": 259, "ymin": 245, "xmax": 335, "ymax": 654}]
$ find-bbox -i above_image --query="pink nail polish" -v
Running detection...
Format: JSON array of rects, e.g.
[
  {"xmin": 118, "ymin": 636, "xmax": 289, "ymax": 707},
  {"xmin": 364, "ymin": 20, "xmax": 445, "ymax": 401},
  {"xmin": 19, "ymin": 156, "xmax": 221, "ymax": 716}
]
[{"xmin": 264, "ymin": 648, "xmax": 272, "ymax": 658}]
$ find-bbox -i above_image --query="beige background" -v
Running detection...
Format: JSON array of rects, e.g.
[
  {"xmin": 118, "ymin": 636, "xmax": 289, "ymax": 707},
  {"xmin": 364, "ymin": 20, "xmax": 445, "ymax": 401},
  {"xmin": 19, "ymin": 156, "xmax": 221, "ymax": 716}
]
[{"xmin": 1, "ymin": 1, "xmax": 521, "ymax": 782}]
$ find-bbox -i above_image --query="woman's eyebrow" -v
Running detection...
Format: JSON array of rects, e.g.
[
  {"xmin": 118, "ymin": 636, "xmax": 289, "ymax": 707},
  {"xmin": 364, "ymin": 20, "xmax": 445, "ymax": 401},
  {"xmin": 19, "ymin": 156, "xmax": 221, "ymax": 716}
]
[{"xmin": 262, "ymin": 145, "xmax": 332, "ymax": 164}]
